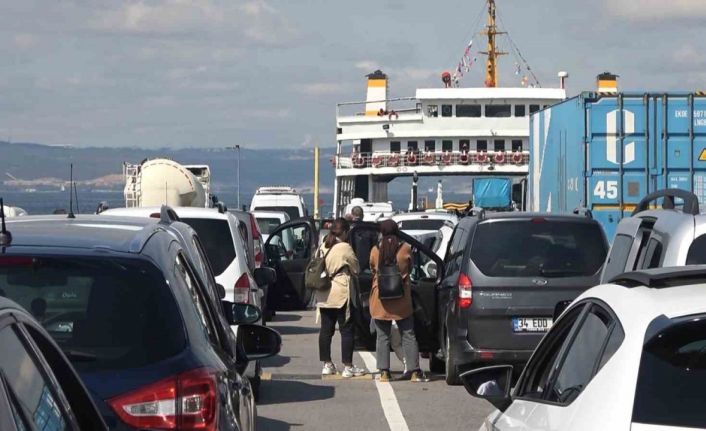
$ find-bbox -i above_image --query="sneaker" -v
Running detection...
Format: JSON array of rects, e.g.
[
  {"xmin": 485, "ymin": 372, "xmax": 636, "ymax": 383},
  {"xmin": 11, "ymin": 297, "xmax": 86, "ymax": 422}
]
[
  {"xmin": 341, "ymin": 365, "xmax": 367, "ymax": 378},
  {"xmin": 378, "ymin": 369, "xmax": 392, "ymax": 382},
  {"xmin": 321, "ymin": 362, "xmax": 337, "ymax": 376},
  {"xmin": 410, "ymin": 370, "xmax": 430, "ymax": 383}
]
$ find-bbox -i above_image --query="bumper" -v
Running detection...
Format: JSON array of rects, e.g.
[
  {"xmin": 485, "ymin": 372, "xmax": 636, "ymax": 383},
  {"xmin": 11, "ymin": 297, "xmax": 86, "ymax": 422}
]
[{"xmin": 452, "ymin": 338, "xmax": 533, "ymax": 369}]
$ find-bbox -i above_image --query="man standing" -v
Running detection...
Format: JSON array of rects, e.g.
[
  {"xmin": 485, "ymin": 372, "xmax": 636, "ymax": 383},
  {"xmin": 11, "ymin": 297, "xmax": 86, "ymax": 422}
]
[{"xmin": 349, "ymin": 206, "xmax": 378, "ymax": 273}]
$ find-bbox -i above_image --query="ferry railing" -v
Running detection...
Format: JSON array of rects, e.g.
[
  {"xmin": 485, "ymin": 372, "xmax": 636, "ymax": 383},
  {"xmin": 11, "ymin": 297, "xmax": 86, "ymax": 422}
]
[
  {"xmin": 335, "ymin": 150, "xmax": 529, "ymax": 169},
  {"xmin": 336, "ymin": 97, "xmax": 420, "ymax": 118}
]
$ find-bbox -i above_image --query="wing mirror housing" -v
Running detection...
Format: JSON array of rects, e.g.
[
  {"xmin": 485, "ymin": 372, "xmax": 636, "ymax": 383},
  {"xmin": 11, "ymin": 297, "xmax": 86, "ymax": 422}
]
[
  {"xmin": 460, "ymin": 365, "xmax": 514, "ymax": 412},
  {"xmin": 253, "ymin": 267, "xmax": 276, "ymax": 287},
  {"xmin": 222, "ymin": 301, "xmax": 262, "ymax": 325},
  {"xmin": 237, "ymin": 324, "xmax": 282, "ymax": 361},
  {"xmin": 215, "ymin": 283, "xmax": 226, "ymax": 299}
]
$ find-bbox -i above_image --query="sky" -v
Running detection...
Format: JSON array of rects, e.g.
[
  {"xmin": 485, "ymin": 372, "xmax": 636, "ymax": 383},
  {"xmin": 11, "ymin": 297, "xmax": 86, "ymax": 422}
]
[{"xmin": 0, "ymin": 0, "xmax": 705, "ymax": 149}]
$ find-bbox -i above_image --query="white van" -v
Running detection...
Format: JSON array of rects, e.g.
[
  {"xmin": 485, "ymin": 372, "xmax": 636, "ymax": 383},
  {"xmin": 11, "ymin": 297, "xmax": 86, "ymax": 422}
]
[{"xmin": 250, "ymin": 186, "xmax": 307, "ymax": 219}]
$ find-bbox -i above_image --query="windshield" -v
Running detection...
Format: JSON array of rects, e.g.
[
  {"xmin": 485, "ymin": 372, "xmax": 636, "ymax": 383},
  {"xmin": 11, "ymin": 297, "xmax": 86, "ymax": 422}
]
[
  {"xmin": 0, "ymin": 256, "xmax": 185, "ymax": 372},
  {"xmin": 253, "ymin": 206, "xmax": 300, "ymax": 220},
  {"xmin": 470, "ymin": 219, "xmax": 606, "ymax": 277},
  {"xmin": 397, "ymin": 219, "xmax": 447, "ymax": 231},
  {"xmin": 633, "ymin": 317, "xmax": 706, "ymax": 428},
  {"xmin": 181, "ymin": 218, "xmax": 236, "ymax": 275},
  {"xmin": 257, "ymin": 217, "xmax": 283, "ymax": 235}
]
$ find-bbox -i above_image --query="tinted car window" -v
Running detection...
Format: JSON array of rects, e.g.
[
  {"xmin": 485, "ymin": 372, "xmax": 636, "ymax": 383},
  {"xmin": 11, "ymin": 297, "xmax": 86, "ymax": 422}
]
[
  {"xmin": 253, "ymin": 206, "xmax": 300, "ymax": 220},
  {"xmin": 181, "ymin": 218, "xmax": 236, "ymax": 275},
  {"xmin": 633, "ymin": 317, "xmax": 706, "ymax": 428},
  {"xmin": 686, "ymin": 234, "xmax": 706, "ymax": 265},
  {"xmin": 602, "ymin": 234, "xmax": 634, "ymax": 281},
  {"xmin": 0, "ymin": 325, "xmax": 70, "ymax": 431},
  {"xmin": 397, "ymin": 219, "xmax": 447, "ymax": 231},
  {"xmin": 0, "ymin": 256, "xmax": 185, "ymax": 372},
  {"xmin": 470, "ymin": 220, "xmax": 606, "ymax": 277},
  {"xmin": 644, "ymin": 238, "xmax": 663, "ymax": 269},
  {"xmin": 174, "ymin": 254, "xmax": 218, "ymax": 345},
  {"xmin": 257, "ymin": 218, "xmax": 282, "ymax": 235}
]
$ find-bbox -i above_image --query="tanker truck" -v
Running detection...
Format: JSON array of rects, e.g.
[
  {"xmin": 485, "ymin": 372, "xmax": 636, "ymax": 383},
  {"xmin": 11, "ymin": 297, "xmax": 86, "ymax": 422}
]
[{"xmin": 123, "ymin": 159, "xmax": 212, "ymax": 208}]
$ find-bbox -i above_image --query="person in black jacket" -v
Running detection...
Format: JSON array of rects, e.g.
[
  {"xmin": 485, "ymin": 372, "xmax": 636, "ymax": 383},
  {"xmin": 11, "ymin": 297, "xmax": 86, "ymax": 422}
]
[{"xmin": 350, "ymin": 206, "xmax": 378, "ymax": 273}]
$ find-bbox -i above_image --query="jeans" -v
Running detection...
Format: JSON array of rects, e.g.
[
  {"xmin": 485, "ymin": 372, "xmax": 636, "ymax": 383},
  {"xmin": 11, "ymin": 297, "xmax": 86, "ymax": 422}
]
[
  {"xmin": 319, "ymin": 305, "xmax": 353, "ymax": 365},
  {"xmin": 374, "ymin": 316, "xmax": 419, "ymax": 371}
]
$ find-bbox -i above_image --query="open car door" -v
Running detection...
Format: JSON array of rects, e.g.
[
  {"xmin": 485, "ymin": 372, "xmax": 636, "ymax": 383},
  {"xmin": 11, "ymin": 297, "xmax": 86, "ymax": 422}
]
[
  {"xmin": 264, "ymin": 218, "xmax": 318, "ymax": 310},
  {"xmin": 349, "ymin": 222, "xmax": 444, "ymax": 355}
]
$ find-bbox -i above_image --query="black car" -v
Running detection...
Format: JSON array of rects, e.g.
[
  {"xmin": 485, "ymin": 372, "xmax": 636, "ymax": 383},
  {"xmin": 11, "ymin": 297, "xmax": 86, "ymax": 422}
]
[
  {"xmin": 1, "ymin": 214, "xmax": 281, "ymax": 430},
  {"xmin": 0, "ymin": 297, "xmax": 107, "ymax": 431},
  {"xmin": 438, "ymin": 211, "xmax": 608, "ymax": 384}
]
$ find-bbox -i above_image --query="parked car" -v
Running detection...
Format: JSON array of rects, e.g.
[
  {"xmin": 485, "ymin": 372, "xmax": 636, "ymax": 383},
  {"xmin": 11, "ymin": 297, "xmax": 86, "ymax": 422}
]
[
  {"xmin": 252, "ymin": 210, "xmax": 290, "ymax": 243},
  {"xmin": 0, "ymin": 297, "xmax": 108, "ymax": 431},
  {"xmin": 250, "ymin": 186, "xmax": 307, "ymax": 219},
  {"xmin": 230, "ymin": 208, "xmax": 265, "ymax": 270},
  {"xmin": 438, "ymin": 211, "xmax": 608, "ymax": 384},
  {"xmin": 463, "ymin": 265, "xmax": 706, "ymax": 431},
  {"xmin": 2, "ymin": 214, "xmax": 281, "ymax": 430},
  {"xmin": 601, "ymin": 188, "xmax": 706, "ymax": 282},
  {"xmin": 392, "ymin": 211, "xmax": 459, "ymax": 237}
]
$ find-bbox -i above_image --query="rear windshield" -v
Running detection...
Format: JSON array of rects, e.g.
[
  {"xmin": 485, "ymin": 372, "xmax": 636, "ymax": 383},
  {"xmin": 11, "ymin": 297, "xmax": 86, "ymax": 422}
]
[
  {"xmin": 398, "ymin": 219, "xmax": 447, "ymax": 231},
  {"xmin": 633, "ymin": 317, "xmax": 706, "ymax": 428},
  {"xmin": 0, "ymin": 256, "xmax": 185, "ymax": 372},
  {"xmin": 470, "ymin": 219, "xmax": 606, "ymax": 277},
  {"xmin": 253, "ymin": 206, "xmax": 300, "ymax": 220},
  {"xmin": 181, "ymin": 218, "xmax": 236, "ymax": 275},
  {"xmin": 257, "ymin": 218, "xmax": 282, "ymax": 235}
]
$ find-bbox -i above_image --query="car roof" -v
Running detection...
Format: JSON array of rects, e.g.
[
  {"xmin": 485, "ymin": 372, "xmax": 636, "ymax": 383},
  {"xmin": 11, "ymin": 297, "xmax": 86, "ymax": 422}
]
[
  {"xmin": 5, "ymin": 215, "xmax": 164, "ymax": 253},
  {"xmin": 103, "ymin": 206, "xmax": 230, "ymax": 221},
  {"xmin": 459, "ymin": 211, "xmax": 598, "ymax": 225},
  {"xmin": 393, "ymin": 212, "xmax": 457, "ymax": 221}
]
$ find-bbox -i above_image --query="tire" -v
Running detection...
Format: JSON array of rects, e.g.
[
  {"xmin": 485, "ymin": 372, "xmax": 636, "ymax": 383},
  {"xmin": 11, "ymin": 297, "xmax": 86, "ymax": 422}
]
[
  {"xmin": 429, "ymin": 352, "xmax": 445, "ymax": 374},
  {"xmin": 445, "ymin": 332, "xmax": 460, "ymax": 385}
]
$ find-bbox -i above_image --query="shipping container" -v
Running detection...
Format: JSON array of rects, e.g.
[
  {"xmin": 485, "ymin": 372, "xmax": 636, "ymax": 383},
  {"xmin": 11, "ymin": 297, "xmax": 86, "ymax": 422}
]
[{"xmin": 529, "ymin": 92, "xmax": 706, "ymax": 240}]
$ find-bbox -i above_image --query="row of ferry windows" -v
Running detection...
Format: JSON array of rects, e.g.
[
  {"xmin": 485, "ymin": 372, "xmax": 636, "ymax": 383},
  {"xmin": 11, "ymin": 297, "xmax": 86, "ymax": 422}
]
[
  {"xmin": 385, "ymin": 139, "xmax": 524, "ymax": 152},
  {"xmin": 426, "ymin": 103, "xmax": 549, "ymax": 118}
]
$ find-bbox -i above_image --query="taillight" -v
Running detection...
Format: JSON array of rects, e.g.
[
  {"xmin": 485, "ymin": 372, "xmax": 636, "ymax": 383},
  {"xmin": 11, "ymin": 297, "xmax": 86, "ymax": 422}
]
[
  {"xmin": 458, "ymin": 272, "xmax": 472, "ymax": 309},
  {"xmin": 234, "ymin": 273, "xmax": 250, "ymax": 303},
  {"xmin": 249, "ymin": 214, "xmax": 260, "ymax": 240},
  {"xmin": 108, "ymin": 368, "xmax": 218, "ymax": 430},
  {"xmin": 254, "ymin": 239, "xmax": 263, "ymax": 268}
]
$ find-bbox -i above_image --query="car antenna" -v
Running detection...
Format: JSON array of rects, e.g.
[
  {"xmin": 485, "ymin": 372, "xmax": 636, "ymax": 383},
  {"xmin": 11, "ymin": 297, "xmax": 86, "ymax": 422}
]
[
  {"xmin": 0, "ymin": 198, "xmax": 11, "ymax": 246},
  {"xmin": 67, "ymin": 164, "xmax": 76, "ymax": 219}
]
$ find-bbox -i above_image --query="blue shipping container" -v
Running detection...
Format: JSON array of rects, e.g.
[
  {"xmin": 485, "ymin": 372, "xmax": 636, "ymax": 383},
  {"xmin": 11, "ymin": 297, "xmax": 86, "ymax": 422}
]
[
  {"xmin": 473, "ymin": 177, "xmax": 512, "ymax": 209},
  {"xmin": 529, "ymin": 92, "xmax": 706, "ymax": 240}
]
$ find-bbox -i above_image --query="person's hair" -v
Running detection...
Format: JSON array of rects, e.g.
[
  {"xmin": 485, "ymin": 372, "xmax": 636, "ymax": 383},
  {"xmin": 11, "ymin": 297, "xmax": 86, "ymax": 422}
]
[
  {"xmin": 325, "ymin": 218, "xmax": 350, "ymax": 248},
  {"xmin": 351, "ymin": 206, "xmax": 364, "ymax": 221},
  {"xmin": 379, "ymin": 219, "xmax": 400, "ymax": 265}
]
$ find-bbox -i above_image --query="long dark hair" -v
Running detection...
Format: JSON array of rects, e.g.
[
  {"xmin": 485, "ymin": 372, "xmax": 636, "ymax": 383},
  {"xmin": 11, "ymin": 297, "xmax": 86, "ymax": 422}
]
[
  {"xmin": 379, "ymin": 219, "xmax": 400, "ymax": 265},
  {"xmin": 325, "ymin": 217, "xmax": 350, "ymax": 248}
]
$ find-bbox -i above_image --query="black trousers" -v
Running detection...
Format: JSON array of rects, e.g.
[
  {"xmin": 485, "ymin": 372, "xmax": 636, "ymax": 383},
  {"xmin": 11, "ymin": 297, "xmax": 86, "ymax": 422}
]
[{"xmin": 319, "ymin": 305, "xmax": 354, "ymax": 365}]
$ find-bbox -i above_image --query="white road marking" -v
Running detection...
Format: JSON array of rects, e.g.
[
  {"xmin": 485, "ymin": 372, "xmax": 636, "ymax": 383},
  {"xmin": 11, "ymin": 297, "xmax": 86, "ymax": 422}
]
[{"xmin": 359, "ymin": 351, "xmax": 410, "ymax": 431}]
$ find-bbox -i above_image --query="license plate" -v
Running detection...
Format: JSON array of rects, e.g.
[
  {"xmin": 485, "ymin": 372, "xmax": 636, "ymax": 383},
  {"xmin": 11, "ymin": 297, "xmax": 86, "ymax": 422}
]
[{"xmin": 512, "ymin": 317, "xmax": 552, "ymax": 333}]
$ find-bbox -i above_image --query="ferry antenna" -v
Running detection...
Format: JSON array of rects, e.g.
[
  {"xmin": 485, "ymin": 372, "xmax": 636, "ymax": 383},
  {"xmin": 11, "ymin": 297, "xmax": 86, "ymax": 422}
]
[{"xmin": 479, "ymin": 0, "xmax": 507, "ymax": 88}]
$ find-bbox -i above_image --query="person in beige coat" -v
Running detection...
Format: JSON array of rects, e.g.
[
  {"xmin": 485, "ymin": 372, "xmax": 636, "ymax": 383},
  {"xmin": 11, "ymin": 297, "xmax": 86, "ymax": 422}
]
[{"xmin": 315, "ymin": 218, "xmax": 367, "ymax": 378}]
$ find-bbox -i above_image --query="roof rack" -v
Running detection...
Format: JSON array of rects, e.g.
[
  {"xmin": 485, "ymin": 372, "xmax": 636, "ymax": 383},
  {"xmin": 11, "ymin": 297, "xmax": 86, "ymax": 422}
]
[
  {"xmin": 609, "ymin": 266, "xmax": 706, "ymax": 288},
  {"xmin": 572, "ymin": 207, "xmax": 593, "ymax": 219},
  {"xmin": 159, "ymin": 205, "xmax": 180, "ymax": 225},
  {"xmin": 632, "ymin": 189, "xmax": 699, "ymax": 216},
  {"xmin": 215, "ymin": 202, "xmax": 228, "ymax": 214}
]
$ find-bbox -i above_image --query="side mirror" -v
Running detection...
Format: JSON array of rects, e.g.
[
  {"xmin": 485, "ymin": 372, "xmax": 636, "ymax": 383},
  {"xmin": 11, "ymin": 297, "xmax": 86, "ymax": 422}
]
[
  {"xmin": 216, "ymin": 283, "xmax": 226, "ymax": 299},
  {"xmin": 553, "ymin": 300, "xmax": 572, "ymax": 321},
  {"xmin": 460, "ymin": 365, "xmax": 514, "ymax": 412},
  {"xmin": 426, "ymin": 262, "xmax": 438, "ymax": 279},
  {"xmin": 222, "ymin": 301, "xmax": 262, "ymax": 325},
  {"xmin": 253, "ymin": 267, "xmax": 276, "ymax": 287},
  {"xmin": 237, "ymin": 324, "xmax": 282, "ymax": 361}
]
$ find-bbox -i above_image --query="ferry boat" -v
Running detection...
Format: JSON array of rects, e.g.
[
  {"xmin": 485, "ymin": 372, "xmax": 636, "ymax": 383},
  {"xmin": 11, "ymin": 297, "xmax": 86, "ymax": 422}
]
[{"xmin": 332, "ymin": 0, "xmax": 567, "ymax": 216}]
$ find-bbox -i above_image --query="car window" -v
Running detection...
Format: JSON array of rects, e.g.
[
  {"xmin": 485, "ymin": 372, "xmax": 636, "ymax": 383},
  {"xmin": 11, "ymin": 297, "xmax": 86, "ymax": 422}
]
[
  {"xmin": 180, "ymin": 218, "xmax": 236, "ymax": 275},
  {"xmin": 444, "ymin": 226, "xmax": 467, "ymax": 274},
  {"xmin": 602, "ymin": 234, "xmax": 634, "ymax": 281},
  {"xmin": 0, "ymin": 256, "xmax": 186, "ymax": 372},
  {"xmin": 633, "ymin": 316, "xmax": 706, "ymax": 428},
  {"xmin": 0, "ymin": 325, "xmax": 71, "ymax": 431},
  {"xmin": 257, "ymin": 218, "xmax": 283, "ymax": 235},
  {"xmin": 643, "ymin": 238, "xmax": 663, "ymax": 269},
  {"xmin": 268, "ymin": 224, "xmax": 312, "ymax": 261},
  {"xmin": 174, "ymin": 254, "xmax": 220, "ymax": 346},
  {"xmin": 686, "ymin": 234, "xmax": 706, "ymax": 265},
  {"xmin": 397, "ymin": 219, "xmax": 447, "ymax": 231},
  {"xmin": 546, "ymin": 306, "xmax": 613, "ymax": 404},
  {"xmin": 191, "ymin": 235, "xmax": 218, "ymax": 291},
  {"xmin": 470, "ymin": 220, "xmax": 606, "ymax": 278}
]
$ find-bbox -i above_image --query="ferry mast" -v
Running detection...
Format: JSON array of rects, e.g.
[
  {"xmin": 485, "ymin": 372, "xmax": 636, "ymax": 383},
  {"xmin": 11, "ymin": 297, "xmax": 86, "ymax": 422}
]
[{"xmin": 480, "ymin": 0, "xmax": 507, "ymax": 88}]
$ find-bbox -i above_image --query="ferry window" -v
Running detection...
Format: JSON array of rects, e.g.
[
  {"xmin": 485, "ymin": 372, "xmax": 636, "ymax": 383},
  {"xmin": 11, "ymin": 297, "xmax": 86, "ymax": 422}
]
[
  {"xmin": 457, "ymin": 104, "xmax": 482, "ymax": 117},
  {"xmin": 494, "ymin": 140, "xmax": 505, "ymax": 152},
  {"xmin": 424, "ymin": 140, "xmax": 436, "ymax": 152},
  {"xmin": 459, "ymin": 139, "xmax": 470, "ymax": 151},
  {"xmin": 427, "ymin": 105, "xmax": 438, "ymax": 117},
  {"xmin": 529, "ymin": 104, "xmax": 541, "ymax": 114},
  {"xmin": 485, "ymin": 104, "xmax": 511, "ymax": 117},
  {"xmin": 407, "ymin": 141, "xmax": 418, "ymax": 151},
  {"xmin": 514, "ymin": 105, "xmax": 526, "ymax": 117},
  {"xmin": 512, "ymin": 140, "xmax": 523, "ymax": 151},
  {"xmin": 390, "ymin": 141, "xmax": 401, "ymax": 153},
  {"xmin": 477, "ymin": 140, "xmax": 488, "ymax": 152},
  {"xmin": 441, "ymin": 105, "xmax": 453, "ymax": 117},
  {"xmin": 442, "ymin": 140, "xmax": 453, "ymax": 152}
]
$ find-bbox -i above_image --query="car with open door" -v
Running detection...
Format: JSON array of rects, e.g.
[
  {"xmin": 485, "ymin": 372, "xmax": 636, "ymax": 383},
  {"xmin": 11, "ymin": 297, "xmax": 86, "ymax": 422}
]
[{"xmin": 264, "ymin": 218, "xmax": 319, "ymax": 310}]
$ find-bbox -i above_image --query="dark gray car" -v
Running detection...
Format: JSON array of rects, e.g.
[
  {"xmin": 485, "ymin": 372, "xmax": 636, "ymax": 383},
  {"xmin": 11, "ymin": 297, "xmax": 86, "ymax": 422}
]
[{"xmin": 437, "ymin": 211, "xmax": 608, "ymax": 384}]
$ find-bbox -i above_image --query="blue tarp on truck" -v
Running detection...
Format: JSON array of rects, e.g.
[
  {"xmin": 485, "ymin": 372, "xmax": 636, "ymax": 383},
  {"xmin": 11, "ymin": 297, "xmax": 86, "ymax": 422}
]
[
  {"xmin": 529, "ymin": 92, "xmax": 706, "ymax": 240},
  {"xmin": 473, "ymin": 177, "xmax": 512, "ymax": 209}
]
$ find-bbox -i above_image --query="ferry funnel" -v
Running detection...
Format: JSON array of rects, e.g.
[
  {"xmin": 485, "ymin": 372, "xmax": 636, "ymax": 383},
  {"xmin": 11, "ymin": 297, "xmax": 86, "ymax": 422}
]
[
  {"xmin": 597, "ymin": 72, "xmax": 618, "ymax": 94},
  {"xmin": 365, "ymin": 70, "xmax": 388, "ymax": 116}
]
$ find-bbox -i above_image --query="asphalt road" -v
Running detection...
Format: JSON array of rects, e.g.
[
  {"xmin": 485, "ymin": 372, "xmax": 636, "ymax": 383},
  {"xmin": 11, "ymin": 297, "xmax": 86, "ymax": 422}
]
[{"xmin": 257, "ymin": 310, "xmax": 493, "ymax": 431}]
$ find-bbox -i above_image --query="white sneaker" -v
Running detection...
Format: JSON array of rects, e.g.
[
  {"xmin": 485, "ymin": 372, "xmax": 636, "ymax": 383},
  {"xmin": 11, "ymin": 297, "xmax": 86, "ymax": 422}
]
[
  {"xmin": 322, "ymin": 362, "xmax": 337, "ymax": 376},
  {"xmin": 341, "ymin": 365, "xmax": 367, "ymax": 378}
]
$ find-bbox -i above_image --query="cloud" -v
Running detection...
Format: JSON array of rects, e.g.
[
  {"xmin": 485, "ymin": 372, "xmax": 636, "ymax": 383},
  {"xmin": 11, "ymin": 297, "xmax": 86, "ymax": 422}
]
[
  {"xmin": 607, "ymin": 0, "xmax": 706, "ymax": 22},
  {"xmin": 12, "ymin": 33, "xmax": 35, "ymax": 49},
  {"xmin": 355, "ymin": 60, "xmax": 380, "ymax": 72},
  {"xmin": 292, "ymin": 82, "xmax": 346, "ymax": 96}
]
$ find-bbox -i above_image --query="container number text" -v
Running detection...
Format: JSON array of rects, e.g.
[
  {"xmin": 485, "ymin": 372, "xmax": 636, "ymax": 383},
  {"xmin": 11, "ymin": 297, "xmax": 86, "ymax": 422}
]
[{"xmin": 594, "ymin": 180, "xmax": 618, "ymax": 199}]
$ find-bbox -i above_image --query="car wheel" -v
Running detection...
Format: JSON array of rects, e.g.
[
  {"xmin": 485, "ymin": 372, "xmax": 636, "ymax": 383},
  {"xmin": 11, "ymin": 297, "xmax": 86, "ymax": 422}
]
[{"xmin": 445, "ymin": 332, "xmax": 460, "ymax": 385}]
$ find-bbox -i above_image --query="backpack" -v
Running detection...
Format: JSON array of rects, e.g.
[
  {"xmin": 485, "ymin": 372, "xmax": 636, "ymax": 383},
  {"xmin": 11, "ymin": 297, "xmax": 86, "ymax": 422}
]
[
  {"xmin": 377, "ymin": 241, "xmax": 404, "ymax": 300},
  {"xmin": 304, "ymin": 244, "xmax": 336, "ymax": 291}
]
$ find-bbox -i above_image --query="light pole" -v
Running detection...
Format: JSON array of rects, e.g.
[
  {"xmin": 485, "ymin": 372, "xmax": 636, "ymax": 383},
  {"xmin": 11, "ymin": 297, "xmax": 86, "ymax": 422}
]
[{"xmin": 226, "ymin": 145, "xmax": 241, "ymax": 208}]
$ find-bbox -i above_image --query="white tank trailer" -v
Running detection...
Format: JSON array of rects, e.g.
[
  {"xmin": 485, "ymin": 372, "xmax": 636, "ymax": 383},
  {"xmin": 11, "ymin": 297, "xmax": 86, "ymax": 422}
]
[{"xmin": 123, "ymin": 159, "xmax": 211, "ymax": 208}]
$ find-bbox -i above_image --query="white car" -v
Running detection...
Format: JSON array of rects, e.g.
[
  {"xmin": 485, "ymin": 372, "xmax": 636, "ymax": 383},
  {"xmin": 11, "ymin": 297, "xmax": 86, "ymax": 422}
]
[
  {"xmin": 392, "ymin": 211, "xmax": 458, "ymax": 237},
  {"xmin": 250, "ymin": 186, "xmax": 307, "ymax": 219},
  {"xmin": 252, "ymin": 210, "xmax": 291, "ymax": 243},
  {"xmin": 463, "ymin": 266, "xmax": 706, "ymax": 431}
]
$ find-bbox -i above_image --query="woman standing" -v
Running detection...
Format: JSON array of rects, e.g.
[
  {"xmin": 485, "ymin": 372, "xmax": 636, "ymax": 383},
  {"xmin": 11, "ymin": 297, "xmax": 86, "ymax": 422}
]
[
  {"xmin": 315, "ymin": 218, "xmax": 367, "ymax": 378},
  {"xmin": 369, "ymin": 219, "xmax": 427, "ymax": 382}
]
